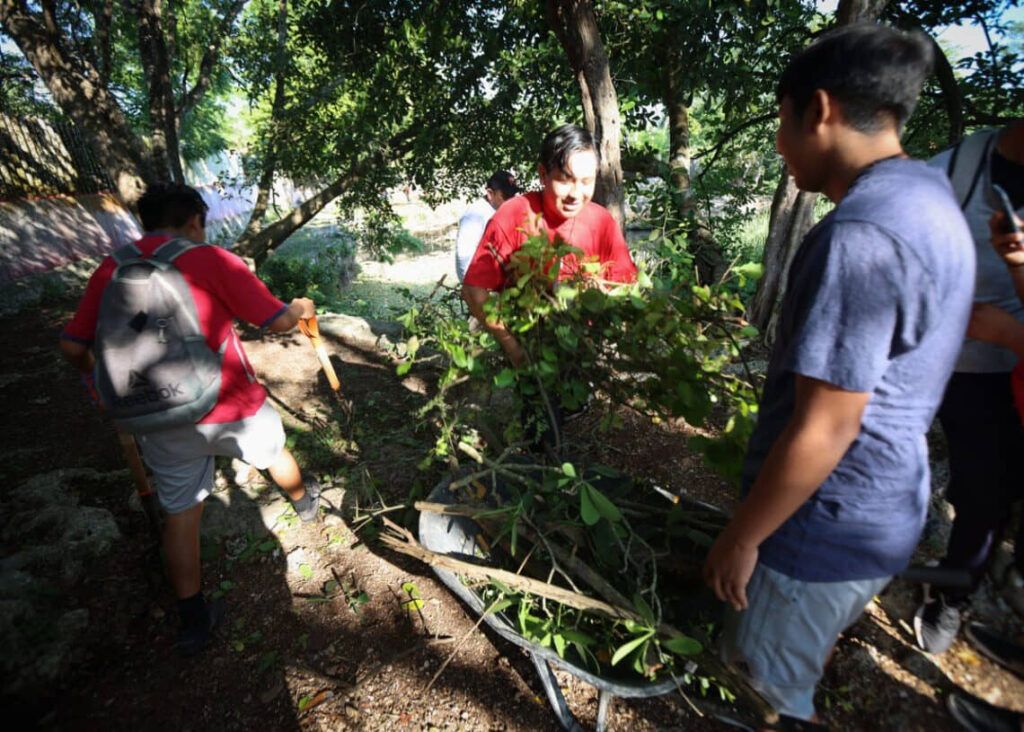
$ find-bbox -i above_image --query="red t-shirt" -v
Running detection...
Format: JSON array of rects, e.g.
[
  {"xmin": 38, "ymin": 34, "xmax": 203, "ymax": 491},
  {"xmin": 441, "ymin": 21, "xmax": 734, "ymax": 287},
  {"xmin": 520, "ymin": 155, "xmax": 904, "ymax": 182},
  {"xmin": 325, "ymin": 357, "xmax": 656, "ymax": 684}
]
[
  {"xmin": 462, "ymin": 191, "xmax": 637, "ymax": 290},
  {"xmin": 62, "ymin": 234, "xmax": 288, "ymax": 424}
]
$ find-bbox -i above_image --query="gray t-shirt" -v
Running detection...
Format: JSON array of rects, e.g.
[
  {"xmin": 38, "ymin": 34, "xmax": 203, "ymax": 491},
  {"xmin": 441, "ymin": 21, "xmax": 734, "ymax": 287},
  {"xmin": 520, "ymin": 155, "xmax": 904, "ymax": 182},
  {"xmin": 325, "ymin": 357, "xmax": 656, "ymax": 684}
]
[
  {"xmin": 743, "ymin": 158, "xmax": 976, "ymax": 582},
  {"xmin": 929, "ymin": 138, "xmax": 1024, "ymax": 372}
]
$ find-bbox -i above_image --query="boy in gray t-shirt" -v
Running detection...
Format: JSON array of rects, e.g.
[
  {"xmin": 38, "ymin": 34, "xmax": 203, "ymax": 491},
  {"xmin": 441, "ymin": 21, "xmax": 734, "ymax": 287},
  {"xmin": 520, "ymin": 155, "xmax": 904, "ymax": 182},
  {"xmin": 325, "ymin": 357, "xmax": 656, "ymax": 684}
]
[{"xmin": 703, "ymin": 25, "xmax": 975, "ymax": 722}]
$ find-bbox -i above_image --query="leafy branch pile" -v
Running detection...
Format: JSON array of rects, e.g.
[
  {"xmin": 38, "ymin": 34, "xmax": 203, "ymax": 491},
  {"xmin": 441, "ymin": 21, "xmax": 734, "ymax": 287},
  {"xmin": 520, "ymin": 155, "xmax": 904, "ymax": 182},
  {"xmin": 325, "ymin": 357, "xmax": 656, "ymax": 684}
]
[
  {"xmin": 390, "ymin": 234, "xmax": 768, "ymax": 713},
  {"xmin": 398, "ymin": 231, "xmax": 763, "ymax": 480},
  {"xmin": 381, "ymin": 447, "xmax": 770, "ymax": 717}
]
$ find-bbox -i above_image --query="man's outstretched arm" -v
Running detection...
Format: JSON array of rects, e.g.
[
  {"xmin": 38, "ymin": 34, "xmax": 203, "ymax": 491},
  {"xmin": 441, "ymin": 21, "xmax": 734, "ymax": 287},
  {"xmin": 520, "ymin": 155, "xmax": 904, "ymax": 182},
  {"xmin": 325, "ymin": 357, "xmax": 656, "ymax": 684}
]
[
  {"xmin": 462, "ymin": 283, "xmax": 525, "ymax": 367},
  {"xmin": 704, "ymin": 374, "xmax": 870, "ymax": 610}
]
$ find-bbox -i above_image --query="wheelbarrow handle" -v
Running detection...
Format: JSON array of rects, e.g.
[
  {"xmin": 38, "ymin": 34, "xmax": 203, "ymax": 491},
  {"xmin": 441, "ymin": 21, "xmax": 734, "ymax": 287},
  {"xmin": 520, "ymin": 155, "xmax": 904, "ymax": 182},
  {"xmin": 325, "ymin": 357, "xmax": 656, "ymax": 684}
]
[{"xmin": 898, "ymin": 564, "xmax": 973, "ymax": 590}]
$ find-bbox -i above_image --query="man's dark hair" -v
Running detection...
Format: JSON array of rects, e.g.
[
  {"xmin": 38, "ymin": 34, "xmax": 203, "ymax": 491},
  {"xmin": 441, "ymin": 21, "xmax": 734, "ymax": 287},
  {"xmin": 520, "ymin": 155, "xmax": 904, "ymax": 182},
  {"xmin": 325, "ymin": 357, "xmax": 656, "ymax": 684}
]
[
  {"xmin": 539, "ymin": 124, "xmax": 596, "ymax": 175},
  {"xmin": 137, "ymin": 182, "xmax": 209, "ymax": 232},
  {"xmin": 485, "ymin": 170, "xmax": 519, "ymax": 198},
  {"xmin": 777, "ymin": 23, "xmax": 934, "ymax": 133}
]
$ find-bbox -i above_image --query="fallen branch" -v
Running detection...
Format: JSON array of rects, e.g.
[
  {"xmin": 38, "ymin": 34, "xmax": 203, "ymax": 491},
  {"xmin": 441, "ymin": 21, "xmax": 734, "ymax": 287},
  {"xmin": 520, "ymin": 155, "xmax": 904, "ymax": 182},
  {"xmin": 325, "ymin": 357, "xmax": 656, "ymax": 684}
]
[
  {"xmin": 414, "ymin": 500, "xmax": 630, "ymax": 608},
  {"xmin": 381, "ymin": 516, "xmax": 776, "ymax": 722}
]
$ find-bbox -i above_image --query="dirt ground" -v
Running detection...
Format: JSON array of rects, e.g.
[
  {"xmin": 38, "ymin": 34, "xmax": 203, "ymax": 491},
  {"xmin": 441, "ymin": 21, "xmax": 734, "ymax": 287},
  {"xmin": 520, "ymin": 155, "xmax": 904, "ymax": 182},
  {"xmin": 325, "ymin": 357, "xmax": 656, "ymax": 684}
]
[{"xmin": 1, "ymin": 213, "xmax": 1022, "ymax": 730}]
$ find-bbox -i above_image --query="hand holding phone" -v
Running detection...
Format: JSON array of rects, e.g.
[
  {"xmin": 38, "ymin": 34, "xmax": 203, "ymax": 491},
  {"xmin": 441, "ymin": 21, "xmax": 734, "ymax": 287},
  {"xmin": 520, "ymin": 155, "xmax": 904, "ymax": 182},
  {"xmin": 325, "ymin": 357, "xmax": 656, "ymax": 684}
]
[{"xmin": 993, "ymin": 184, "xmax": 1022, "ymax": 234}]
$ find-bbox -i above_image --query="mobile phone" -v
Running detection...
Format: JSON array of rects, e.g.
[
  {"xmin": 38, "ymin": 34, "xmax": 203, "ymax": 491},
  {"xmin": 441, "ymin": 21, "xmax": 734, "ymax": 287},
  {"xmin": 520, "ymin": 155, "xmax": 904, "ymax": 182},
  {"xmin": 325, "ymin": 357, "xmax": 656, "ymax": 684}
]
[{"xmin": 992, "ymin": 184, "xmax": 1022, "ymax": 234}]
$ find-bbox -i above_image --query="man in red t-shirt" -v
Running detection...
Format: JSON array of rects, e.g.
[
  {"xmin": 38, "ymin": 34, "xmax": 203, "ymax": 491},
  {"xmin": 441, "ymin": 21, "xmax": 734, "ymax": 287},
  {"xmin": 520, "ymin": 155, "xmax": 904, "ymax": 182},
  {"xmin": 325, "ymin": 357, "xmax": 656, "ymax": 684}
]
[
  {"xmin": 60, "ymin": 183, "xmax": 320, "ymax": 656},
  {"xmin": 461, "ymin": 124, "xmax": 637, "ymax": 365}
]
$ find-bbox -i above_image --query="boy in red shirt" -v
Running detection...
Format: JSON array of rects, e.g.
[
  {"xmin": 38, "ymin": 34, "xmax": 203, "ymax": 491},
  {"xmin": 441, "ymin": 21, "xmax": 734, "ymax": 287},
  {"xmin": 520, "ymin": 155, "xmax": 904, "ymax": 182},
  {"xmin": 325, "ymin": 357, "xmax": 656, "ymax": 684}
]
[
  {"xmin": 461, "ymin": 124, "xmax": 637, "ymax": 366},
  {"xmin": 60, "ymin": 183, "xmax": 320, "ymax": 656}
]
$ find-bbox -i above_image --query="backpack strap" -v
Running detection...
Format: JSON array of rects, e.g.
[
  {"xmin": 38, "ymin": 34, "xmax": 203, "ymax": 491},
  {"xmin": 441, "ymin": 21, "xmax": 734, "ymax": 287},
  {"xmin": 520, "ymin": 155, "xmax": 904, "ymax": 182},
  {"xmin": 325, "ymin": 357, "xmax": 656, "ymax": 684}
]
[
  {"xmin": 947, "ymin": 128, "xmax": 998, "ymax": 209},
  {"xmin": 112, "ymin": 243, "xmax": 143, "ymax": 265},
  {"xmin": 152, "ymin": 237, "xmax": 203, "ymax": 265}
]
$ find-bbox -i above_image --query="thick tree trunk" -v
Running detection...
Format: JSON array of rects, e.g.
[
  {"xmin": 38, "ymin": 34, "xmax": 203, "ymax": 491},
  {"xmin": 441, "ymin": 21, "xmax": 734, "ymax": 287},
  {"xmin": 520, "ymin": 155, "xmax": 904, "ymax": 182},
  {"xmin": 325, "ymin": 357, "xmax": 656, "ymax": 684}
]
[
  {"xmin": 0, "ymin": 0, "xmax": 154, "ymax": 203},
  {"xmin": 545, "ymin": 0, "xmax": 625, "ymax": 230},
  {"xmin": 137, "ymin": 0, "xmax": 184, "ymax": 183},
  {"xmin": 240, "ymin": 0, "xmax": 288, "ymax": 241},
  {"xmin": 235, "ymin": 158, "xmax": 377, "ymax": 266},
  {"xmin": 751, "ymin": 0, "xmax": 888, "ymax": 340}
]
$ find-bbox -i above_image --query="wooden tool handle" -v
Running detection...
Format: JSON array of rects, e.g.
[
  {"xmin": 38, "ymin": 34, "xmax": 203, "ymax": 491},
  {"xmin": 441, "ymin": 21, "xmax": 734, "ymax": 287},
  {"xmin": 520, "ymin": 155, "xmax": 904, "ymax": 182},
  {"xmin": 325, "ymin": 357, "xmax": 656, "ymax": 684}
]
[{"xmin": 300, "ymin": 317, "xmax": 342, "ymax": 393}]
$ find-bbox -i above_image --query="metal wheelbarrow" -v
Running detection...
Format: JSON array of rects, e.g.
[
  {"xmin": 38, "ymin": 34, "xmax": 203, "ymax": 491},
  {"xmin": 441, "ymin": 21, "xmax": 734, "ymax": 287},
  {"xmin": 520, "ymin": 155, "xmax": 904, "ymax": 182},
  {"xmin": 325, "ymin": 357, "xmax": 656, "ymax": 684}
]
[{"xmin": 419, "ymin": 476, "xmax": 694, "ymax": 732}]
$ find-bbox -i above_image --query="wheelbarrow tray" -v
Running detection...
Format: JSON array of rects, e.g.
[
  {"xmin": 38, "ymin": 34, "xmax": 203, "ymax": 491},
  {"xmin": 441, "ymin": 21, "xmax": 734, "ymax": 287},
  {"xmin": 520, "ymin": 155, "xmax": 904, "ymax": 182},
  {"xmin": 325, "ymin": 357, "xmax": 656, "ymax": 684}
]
[{"xmin": 418, "ymin": 477, "xmax": 685, "ymax": 731}]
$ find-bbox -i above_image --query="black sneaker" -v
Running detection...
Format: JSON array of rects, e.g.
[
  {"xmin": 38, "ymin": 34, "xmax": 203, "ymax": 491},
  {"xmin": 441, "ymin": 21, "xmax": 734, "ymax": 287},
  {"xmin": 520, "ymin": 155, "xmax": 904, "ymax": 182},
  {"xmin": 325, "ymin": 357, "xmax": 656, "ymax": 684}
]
[
  {"xmin": 175, "ymin": 597, "xmax": 225, "ymax": 657},
  {"xmin": 292, "ymin": 478, "xmax": 321, "ymax": 523},
  {"xmin": 966, "ymin": 623, "xmax": 1024, "ymax": 677},
  {"xmin": 947, "ymin": 691, "xmax": 1022, "ymax": 732},
  {"xmin": 914, "ymin": 595, "xmax": 963, "ymax": 654}
]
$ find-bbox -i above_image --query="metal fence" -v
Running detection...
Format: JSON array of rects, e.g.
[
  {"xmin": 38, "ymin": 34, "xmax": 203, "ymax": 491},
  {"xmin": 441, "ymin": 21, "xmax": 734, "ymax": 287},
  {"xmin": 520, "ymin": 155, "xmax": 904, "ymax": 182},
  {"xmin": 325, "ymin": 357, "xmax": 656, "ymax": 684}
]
[{"xmin": 0, "ymin": 114, "xmax": 113, "ymax": 200}]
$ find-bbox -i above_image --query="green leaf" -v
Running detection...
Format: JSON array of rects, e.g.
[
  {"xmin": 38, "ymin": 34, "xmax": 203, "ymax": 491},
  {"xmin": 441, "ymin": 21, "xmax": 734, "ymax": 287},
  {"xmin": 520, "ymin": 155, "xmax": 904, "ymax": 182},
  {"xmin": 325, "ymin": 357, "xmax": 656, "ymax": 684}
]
[
  {"xmin": 735, "ymin": 262, "xmax": 764, "ymax": 280},
  {"xmin": 220, "ymin": 580, "xmax": 235, "ymax": 591},
  {"xmin": 401, "ymin": 581, "xmax": 420, "ymax": 597},
  {"xmin": 485, "ymin": 599, "xmax": 514, "ymax": 615},
  {"xmin": 561, "ymin": 462, "xmax": 577, "ymax": 479},
  {"xmin": 494, "ymin": 368, "xmax": 516, "ymax": 387},
  {"xmin": 406, "ymin": 335, "xmax": 420, "ymax": 358},
  {"xmin": 553, "ymin": 633, "xmax": 567, "ymax": 658},
  {"xmin": 298, "ymin": 694, "xmax": 313, "ymax": 711},
  {"xmin": 560, "ymin": 629, "xmax": 596, "ymax": 646},
  {"xmin": 611, "ymin": 631, "xmax": 654, "ymax": 666},
  {"xmin": 299, "ymin": 564, "xmax": 314, "ymax": 579},
  {"xmin": 396, "ymin": 361, "xmax": 412, "ymax": 376},
  {"xmin": 739, "ymin": 325, "xmax": 759, "ymax": 338},
  {"xmin": 450, "ymin": 344, "xmax": 468, "ymax": 368},
  {"xmin": 579, "ymin": 485, "xmax": 600, "ymax": 526},
  {"xmin": 632, "ymin": 593, "xmax": 655, "ymax": 625},
  {"xmin": 586, "ymin": 485, "xmax": 622, "ymax": 523},
  {"xmin": 662, "ymin": 635, "xmax": 703, "ymax": 656},
  {"xmin": 403, "ymin": 598, "xmax": 424, "ymax": 611}
]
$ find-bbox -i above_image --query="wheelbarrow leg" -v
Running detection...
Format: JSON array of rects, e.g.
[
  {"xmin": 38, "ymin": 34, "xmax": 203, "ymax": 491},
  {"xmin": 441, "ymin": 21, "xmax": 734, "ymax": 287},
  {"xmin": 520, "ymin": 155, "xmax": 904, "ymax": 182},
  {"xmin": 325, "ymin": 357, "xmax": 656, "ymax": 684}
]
[
  {"xmin": 530, "ymin": 652, "xmax": 582, "ymax": 732},
  {"xmin": 596, "ymin": 690, "xmax": 614, "ymax": 732}
]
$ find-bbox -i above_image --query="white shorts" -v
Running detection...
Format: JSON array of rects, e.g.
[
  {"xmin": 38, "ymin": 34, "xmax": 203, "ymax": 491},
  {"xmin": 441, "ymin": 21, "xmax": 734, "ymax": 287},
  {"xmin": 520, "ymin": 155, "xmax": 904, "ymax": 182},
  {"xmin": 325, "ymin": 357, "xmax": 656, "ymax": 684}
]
[{"xmin": 135, "ymin": 401, "xmax": 286, "ymax": 514}]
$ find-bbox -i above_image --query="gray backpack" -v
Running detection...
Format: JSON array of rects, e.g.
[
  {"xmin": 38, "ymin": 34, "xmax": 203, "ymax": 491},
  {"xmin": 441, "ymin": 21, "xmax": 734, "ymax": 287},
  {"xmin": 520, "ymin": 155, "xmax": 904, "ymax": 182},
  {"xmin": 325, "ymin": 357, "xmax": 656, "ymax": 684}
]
[{"xmin": 94, "ymin": 238, "xmax": 226, "ymax": 434}]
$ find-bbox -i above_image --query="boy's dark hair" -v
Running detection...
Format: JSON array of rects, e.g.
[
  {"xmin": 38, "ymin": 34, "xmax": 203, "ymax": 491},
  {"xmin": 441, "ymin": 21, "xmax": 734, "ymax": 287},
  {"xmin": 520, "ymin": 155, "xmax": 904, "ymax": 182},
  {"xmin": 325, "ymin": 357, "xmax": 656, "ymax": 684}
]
[
  {"xmin": 485, "ymin": 170, "xmax": 519, "ymax": 198},
  {"xmin": 777, "ymin": 23, "xmax": 934, "ymax": 133},
  {"xmin": 539, "ymin": 124, "xmax": 596, "ymax": 175},
  {"xmin": 137, "ymin": 182, "xmax": 209, "ymax": 232}
]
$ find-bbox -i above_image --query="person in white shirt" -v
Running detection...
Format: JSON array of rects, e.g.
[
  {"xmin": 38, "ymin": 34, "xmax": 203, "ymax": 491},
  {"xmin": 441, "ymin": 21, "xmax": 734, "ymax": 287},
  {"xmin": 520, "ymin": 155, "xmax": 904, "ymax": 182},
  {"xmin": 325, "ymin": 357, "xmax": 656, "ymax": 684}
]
[{"xmin": 454, "ymin": 170, "xmax": 519, "ymax": 281}]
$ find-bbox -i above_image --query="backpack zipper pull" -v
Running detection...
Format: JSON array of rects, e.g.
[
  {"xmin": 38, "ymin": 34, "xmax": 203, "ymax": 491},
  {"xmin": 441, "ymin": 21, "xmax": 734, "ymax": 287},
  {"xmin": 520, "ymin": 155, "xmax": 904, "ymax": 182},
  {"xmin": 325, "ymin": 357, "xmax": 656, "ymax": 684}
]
[{"xmin": 156, "ymin": 317, "xmax": 170, "ymax": 344}]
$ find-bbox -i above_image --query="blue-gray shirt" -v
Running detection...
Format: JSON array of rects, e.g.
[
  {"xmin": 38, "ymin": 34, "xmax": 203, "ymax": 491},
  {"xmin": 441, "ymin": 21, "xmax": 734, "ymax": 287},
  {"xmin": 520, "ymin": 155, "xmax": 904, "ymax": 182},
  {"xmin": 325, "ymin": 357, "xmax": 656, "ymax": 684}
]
[{"xmin": 743, "ymin": 158, "xmax": 975, "ymax": 582}]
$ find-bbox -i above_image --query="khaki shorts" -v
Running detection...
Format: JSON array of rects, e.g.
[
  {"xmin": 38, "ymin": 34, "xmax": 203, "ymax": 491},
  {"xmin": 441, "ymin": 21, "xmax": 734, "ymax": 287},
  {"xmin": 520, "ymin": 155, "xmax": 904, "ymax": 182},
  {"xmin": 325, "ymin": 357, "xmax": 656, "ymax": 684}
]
[{"xmin": 136, "ymin": 401, "xmax": 286, "ymax": 514}]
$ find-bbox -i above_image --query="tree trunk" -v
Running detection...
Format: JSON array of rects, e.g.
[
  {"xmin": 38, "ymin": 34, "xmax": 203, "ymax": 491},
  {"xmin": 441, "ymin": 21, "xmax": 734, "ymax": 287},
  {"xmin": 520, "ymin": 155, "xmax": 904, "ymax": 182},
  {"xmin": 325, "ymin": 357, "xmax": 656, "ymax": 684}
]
[
  {"xmin": 0, "ymin": 0, "xmax": 154, "ymax": 203},
  {"xmin": 240, "ymin": 0, "xmax": 288, "ymax": 241},
  {"xmin": 750, "ymin": 0, "xmax": 888, "ymax": 340},
  {"xmin": 836, "ymin": 0, "xmax": 889, "ymax": 24},
  {"xmin": 235, "ymin": 158, "xmax": 378, "ymax": 266},
  {"xmin": 747, "ymin": 169, "xmax": 816, "ymax": 336},
  {"xmin": 137, "ymin": 0, "xmax": 184, "ymax": 183},
  {"xmin": 545, "ymin": 0, "xmax": 625, "ymax": 230},
  {"xmin": 664, "ymin": 48, "xmax": 723, "ymax": 284},
  {"xmin": 926, "ymin": 30, "xmax": 964, "ymax": 143}
]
